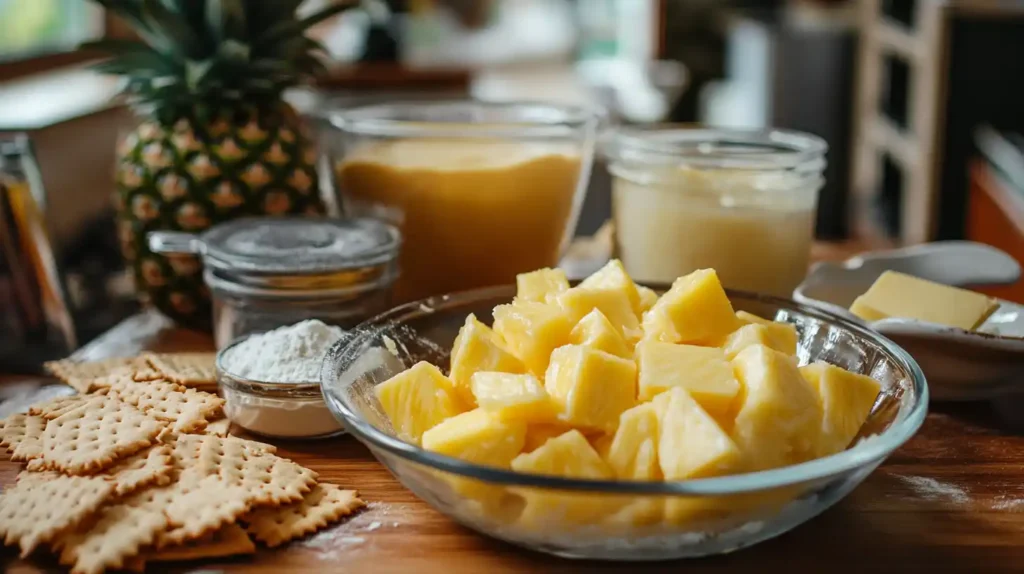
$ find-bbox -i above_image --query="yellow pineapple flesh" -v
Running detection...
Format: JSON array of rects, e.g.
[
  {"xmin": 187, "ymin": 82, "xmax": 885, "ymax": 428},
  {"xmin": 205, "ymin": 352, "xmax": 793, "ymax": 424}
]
[
  {"xmin": 511, "ymin": 430, "xmax": 615, "ymax": 525},
  {"xmin": 721, "ymin": 323, "xmax": 793, "ymax": 360},
  {"xmin": 579, "ymin": 259, "xmax": 642, "ymax": 315},
  {"xmin": 421, "ymin": 408, "xmax": 527, "ymax": 468},
  {"xmin": 568, "ymin": 308, "xmax": 632, "ymax": 358},
  {"xmin": 656, "ymin": 387, "xmax": 740, "ymax": 480},
  {"xmin": 374, "ymin": 361, "xmax": 464, "ymax": 444},
  {"xmin": 800, "ymin": 361, "xmax": 881, "ymax": 457},
  {"xmin": 557, "ymin": 286, "xmax": 641, "ymax": 342},
  {"xmin": 636, "ymin": 340, "xmax": 739, "ymax": 420},
  {"xmin": 492, "ymin": 301, "xmax": 572, "ymax": 376},
  {"xmin": 606, "ymin": 403, "xmax": 661, "ymax": 481},
  {"xmin": 522, "ymin": 422, "xmax": 574, "ymax": 453},
  {"xmin": 731, "ymin": 345, "xmax": 822, "ymax": 470},
  {"xmin": 735, "ymin": 310, "xmax": 798, "ymax": 355},
  {"xmin": 544, "ymin": 345, "xmax": 637, "ymax": 433},
  {"xmin": 511, "ymin": 431, "xmax": 611, "ymax": 479},
  {"xmin": 470, "ymin": 371, "xmax": 556, "ymax": 423},
  {"xmin": 515, "ymin": 267, "xmax": 570, "ymax": 304},
  {"xmin": 449, "ymin": 314, "xmax": 525, "ymax": 406},
  {"xmin": 642, "ymin": 269, "xmax": 739, "ymax": 345},
  {"xmin": 637, "ymin": 285, "xmax": 659, "ymax": 313}
]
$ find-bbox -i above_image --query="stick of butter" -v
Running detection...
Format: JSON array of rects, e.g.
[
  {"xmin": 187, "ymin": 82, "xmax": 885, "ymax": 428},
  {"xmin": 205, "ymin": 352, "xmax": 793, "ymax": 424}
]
[
  {"xmin": 850, "ymin": 270, "xmax": 999, "ymax": 330},
  {"xmin": 849, "ymin": 296, "xmax": 889, "ymax": 322}
]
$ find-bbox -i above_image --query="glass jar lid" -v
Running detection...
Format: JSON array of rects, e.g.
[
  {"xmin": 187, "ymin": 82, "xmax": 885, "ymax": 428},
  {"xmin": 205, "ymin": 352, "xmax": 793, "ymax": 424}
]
[{"xmin": 148, "ymin": 217, "xmax": 401, "ymax": 291}]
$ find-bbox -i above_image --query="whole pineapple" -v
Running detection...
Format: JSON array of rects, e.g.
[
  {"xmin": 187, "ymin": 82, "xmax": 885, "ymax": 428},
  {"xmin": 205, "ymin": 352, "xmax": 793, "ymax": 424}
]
[{"xmin": 87, "ymin": 0, "xmax": 352, "ymax": 329}]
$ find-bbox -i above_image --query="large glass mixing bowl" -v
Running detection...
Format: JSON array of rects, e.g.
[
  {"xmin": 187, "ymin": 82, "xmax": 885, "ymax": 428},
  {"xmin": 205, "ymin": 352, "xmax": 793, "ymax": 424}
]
[{"xmin": 321, "ymin": 286, "xmax": 927, "ymax": 560}]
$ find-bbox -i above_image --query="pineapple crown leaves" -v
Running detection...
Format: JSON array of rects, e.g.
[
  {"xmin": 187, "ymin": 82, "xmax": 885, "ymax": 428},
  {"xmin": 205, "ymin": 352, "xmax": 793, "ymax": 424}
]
[{"xmin": 83, "ymin": 0, "xmax": 355, "ymax": 120}]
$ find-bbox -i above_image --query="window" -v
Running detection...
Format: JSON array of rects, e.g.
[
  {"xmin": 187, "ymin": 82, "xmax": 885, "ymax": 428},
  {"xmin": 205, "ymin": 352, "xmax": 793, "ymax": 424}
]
[
  {"xmin": 881, "ymin": 0, "xmax": 917, "ymax": 29},
  {"xmin": 0, "ymin": 0, "xmax": 104, "ymax": 60},
  {"xmin": 881, "ymin": 53, "xmax": 910, "ymax": 130}
]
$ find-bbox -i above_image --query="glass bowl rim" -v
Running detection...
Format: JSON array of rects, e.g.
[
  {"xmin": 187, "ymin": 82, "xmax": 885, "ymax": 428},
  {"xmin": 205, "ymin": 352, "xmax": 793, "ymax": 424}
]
[
  {"xmin": 321, "ymin": 285, "xmax": 929, "ymax": 495},
  {"xmin": 326, "ymin": 99, "xmax": 603, "ymax": 139},
  {"xmin": 602, "ymin": 126, "xmax": 828, "ymax": 171}
]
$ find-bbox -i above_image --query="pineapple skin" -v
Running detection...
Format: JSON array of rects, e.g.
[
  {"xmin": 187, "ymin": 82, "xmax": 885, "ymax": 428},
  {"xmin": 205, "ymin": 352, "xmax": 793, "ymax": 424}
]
[{"xmin": 115, "ymin": 103, "xmax": 326, "ymax": 328}]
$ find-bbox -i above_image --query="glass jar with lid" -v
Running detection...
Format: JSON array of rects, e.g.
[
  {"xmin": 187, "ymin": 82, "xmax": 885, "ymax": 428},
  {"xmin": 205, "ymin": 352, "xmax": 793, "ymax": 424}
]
[
  {"xmin": 148, "ymin": 216, "xmax": 400, "ymax": 348},
  {"xmin": 602, "ymin": 127, "xmax": 827, "ymax": 297}
]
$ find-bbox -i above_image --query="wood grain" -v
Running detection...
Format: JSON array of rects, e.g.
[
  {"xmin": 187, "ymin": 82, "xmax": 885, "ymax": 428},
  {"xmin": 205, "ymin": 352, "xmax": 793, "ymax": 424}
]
[
  {"xmin": 4, "ymin": 400, "xmax": 1024, "ymax": 573},
  {"xmin": 4, "ymin": 242, "xmax": 1024, "ymax": 573}
]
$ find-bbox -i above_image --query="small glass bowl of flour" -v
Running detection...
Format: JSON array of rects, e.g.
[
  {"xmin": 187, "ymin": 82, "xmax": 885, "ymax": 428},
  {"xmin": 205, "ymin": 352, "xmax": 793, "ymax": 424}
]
[{"xmin": 216, "ymin": 319, "xmax": 349, "ymax": 439}]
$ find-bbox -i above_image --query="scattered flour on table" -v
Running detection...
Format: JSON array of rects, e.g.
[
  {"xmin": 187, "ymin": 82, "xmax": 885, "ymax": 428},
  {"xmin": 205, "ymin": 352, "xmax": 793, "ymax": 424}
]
[
  {"xmin": 221, "ymin": 319, "xmax": 346, "ymax": 383},
  {"xmin": 299, "ymin": 502, "xmax": 408, "ymax": 561},
  {"xmin": 992, "ymin": 495, "xmax": 1024, "ymax": 511},
  {"xmin": 896, "ymin": 475, "xmax": 970, "ymax": 505}
]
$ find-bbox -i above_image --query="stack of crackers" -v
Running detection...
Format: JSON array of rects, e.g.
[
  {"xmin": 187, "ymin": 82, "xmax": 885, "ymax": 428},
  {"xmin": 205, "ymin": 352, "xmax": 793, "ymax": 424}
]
[{"xmin": 0, "ymin": 353, "xmax": 365, "ymax": 574}]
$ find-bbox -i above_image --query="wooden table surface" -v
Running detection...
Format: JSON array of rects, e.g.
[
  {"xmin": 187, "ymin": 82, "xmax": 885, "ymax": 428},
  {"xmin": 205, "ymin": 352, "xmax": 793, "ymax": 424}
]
[{"xmin": 5, "ymin": 241, "xmax": 1024, "ymax": 573}]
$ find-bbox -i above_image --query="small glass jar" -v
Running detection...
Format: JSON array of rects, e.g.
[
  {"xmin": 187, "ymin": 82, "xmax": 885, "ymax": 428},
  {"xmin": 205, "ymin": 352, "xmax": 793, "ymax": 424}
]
[
  {"xmin": 602, "ymin": 127, "xmax": 827, "ymax": 297},
  {"xmin": 216, "ymin": 336, "xmax": 345, "ymax": 439},
  {"xmin": 149, "ymin": 216, "xmax": 400, "ymax": 348}
]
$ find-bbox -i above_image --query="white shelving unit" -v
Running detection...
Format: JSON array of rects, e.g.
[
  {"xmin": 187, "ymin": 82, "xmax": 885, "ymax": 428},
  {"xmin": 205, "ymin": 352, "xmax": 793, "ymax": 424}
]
[{"xmin": 851, "ymin": 0, "xmax": 947, "ymax": 244}]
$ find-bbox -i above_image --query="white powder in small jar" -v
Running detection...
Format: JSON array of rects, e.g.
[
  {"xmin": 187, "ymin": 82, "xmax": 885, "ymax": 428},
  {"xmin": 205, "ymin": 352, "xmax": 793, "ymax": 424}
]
[
  {"xmin": 219, "ymin": 319, "xmax": 348, "ymax": 439},
  {"xmin": 222, "ymin": 319, "xmax": 346, "ymax": 383}
]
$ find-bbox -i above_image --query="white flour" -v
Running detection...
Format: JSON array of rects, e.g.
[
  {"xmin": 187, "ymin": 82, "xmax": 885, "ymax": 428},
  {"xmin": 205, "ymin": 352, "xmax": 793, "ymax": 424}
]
[
  {"xmin": 896, "ymin": 475, "xmax": 970, "ymax": 505},
  {"xmin": 299, "ymin": 502, "xmax": 406, "ymax": 561},
  {"xmin": 992, "ymin": 495, "xmax": 1024, "ymax": 511},
  {"xmin": 222, "ymin": 319, "xmax": 345, "ymax": 383}
]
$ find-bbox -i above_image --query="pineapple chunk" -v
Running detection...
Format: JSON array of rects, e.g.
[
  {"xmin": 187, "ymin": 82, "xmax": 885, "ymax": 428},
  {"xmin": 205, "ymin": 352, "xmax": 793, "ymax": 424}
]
[
  {"xmin": 511, "ymin": 430, "xmax": 615, "ymax": 525},
  {"xmin": 557, "ymin": 286, "xmax": 641, "ymax": 341},
  {"xmin": 636, "ymin": 341, "xmax": 740, "ymax": 420},
  {"xmin": 510, "ymin": 430, "xmax": 614, "ymax": 479},
  {"xmin": 493, "ymin": 301, "xmax": 572, "ymax": 376},
  {"xmin": 375, "ymin": 361, "xmax": 464, "ymax": 444},
  {"xmin": 606, "ymin": 498, "xmax": 664, "ymax": 527},
  {"xmin": 637, "ymin": 285, "xmax": 659, "ymax": 313},
  {"xmin": 579, "ymin": 259, "xmax": 642, "ymax": 315},
  {"xmin": 545, "ymin": 345, "xmax": 637, "ymax": 433},
  {"xmin": 590, "ymin": 433, "xmax": 615, "ymax": 460},
  {"xmin": 522, "ymin": 423, "xmax": 574, "ymax": 453},
  {"xmin": 606, "ymin": 403, "xmax": 662, "ymax": 481},
  {"xmin": 735, "ymin": 311, "xmax": 798, "ymax": 356},
  {"xmin": 735, "ymin": 310, "xmax": 770, "ymax": 324},
  {"xmin": 800, "ymin": 362, "xmax": 881, "ymax": 457},
  {"xmin": 731, "ymin": 345, "xmax": 822, "ymax": 470},
  {"xmin": 470, "ymin": 372, "xmax": 556, "ymax": 423},
  {"xmin": 422, "ymin": 409, "xmax": 527, "ymax": 468},
  {"xmin": 516, "ymin": 267, "xmax": 569, "ymax": 304},
  {"xmin": 657, "ymin": 387, "xmax": 741, "ymax": 480},
  {"xmin": 450, "ymin": 314, "xmax": 525, "ymax": 406},
  {"xmin": 721, "ymin": 323, "xmax": 795, "ymax": 360},
  {"xmin": 642, "ymin": 269, "xmax": 739, "ymax": 345},
  {"xmin": 568, "ymin": 309, "xmax": 632, "ymax": 359}
]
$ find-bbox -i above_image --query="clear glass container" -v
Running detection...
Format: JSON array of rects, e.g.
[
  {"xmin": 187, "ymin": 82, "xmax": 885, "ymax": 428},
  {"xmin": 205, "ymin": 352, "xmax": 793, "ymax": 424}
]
[
  {"xmin": 320, "ymin": 285, "xmax": 927, "ymax": 560},
  {"xmin": 603, "ymin": 127, "xmax": 828, "ymax": 297},
  {"xmin": 0, "ymin": 134, "xmax": 77, "ymax": 370},
  {"xmin": 323, "ymin": 100, "xmax": 600, "ymax": 303},
  {"xmin": 216, "ymin": 335, "xmax": 345, "ymax": 439},
  {"xmin": 148, "ymin": 216, "xmax": 400, "ymax": 348}
]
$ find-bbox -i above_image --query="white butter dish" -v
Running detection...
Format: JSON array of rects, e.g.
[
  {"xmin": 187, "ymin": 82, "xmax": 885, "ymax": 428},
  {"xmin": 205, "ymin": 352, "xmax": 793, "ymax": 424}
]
[{"xmin": 793, "ymin": 241, "xmax": 1024, "ymax": 401}]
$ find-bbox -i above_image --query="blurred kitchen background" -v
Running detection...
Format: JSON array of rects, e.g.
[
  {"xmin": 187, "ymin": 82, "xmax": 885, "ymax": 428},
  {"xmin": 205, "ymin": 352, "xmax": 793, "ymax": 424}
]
[{"xmin": 2, "ymin": 0, "xmax": 1024, "ymax": 370}]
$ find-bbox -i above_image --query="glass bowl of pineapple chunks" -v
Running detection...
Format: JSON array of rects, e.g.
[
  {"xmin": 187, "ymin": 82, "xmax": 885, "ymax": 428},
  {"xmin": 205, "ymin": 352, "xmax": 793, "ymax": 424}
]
[{"xmin": 320, "ymin": 262, "xmax": 928, "ymax": 560}]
